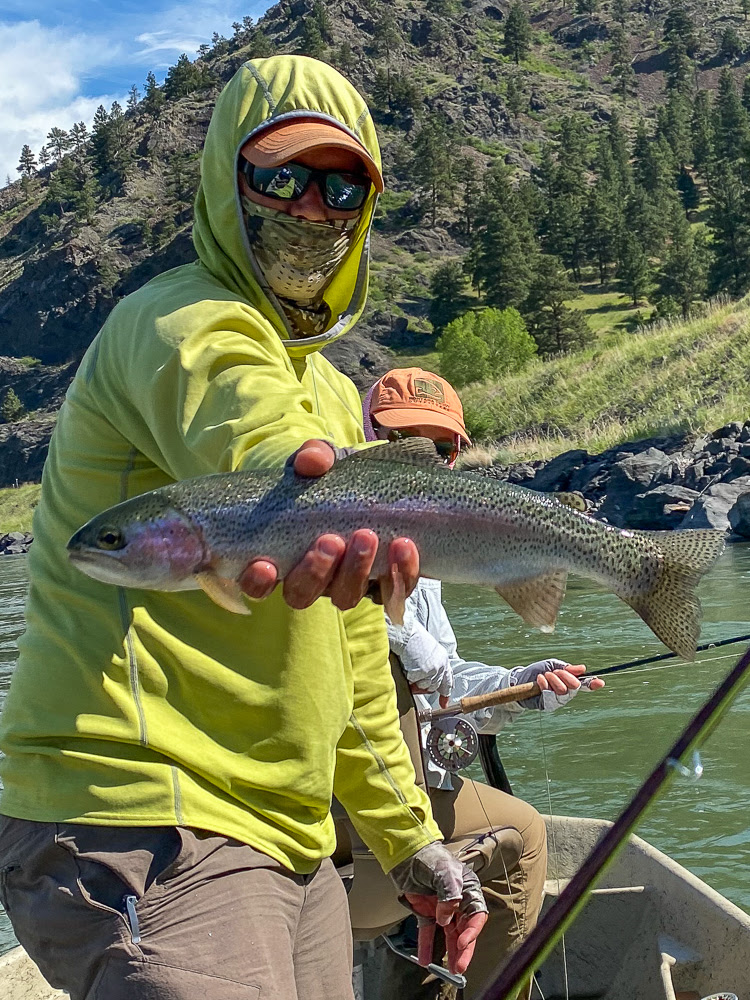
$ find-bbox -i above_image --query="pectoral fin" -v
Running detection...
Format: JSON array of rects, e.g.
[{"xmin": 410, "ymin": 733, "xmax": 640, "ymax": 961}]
[
  {"xmin": 494, "ymin": 570, "xmax": 568, "ymax": 632},
  {"xmin": 196, "ymin": 572, "xmax": 251, "ymax": 615}
]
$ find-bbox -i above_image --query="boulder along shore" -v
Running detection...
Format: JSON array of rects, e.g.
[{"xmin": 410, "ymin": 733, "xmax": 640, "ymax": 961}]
[{"xmin": 471, "ymin": 420, "xmax": 750, "ymax": 539}]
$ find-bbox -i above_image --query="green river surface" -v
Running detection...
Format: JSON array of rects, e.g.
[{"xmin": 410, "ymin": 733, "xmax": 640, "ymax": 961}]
[{"xmin": 0, "ymin": 544, "xmax": 749, "ymax": 956}]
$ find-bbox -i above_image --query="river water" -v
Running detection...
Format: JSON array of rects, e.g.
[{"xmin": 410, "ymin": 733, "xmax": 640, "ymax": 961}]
[{"xmin": 0, "ymin": 545, "xmax": 749, "ymax": 956}]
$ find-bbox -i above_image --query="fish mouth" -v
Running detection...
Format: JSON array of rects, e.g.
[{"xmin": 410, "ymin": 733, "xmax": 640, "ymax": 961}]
[{"xmin": 68, "ymin": 547, "xmax": 134, "ymax": 586}]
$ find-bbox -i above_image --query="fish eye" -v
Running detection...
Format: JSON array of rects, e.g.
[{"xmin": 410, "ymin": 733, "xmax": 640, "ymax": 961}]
[{"xmin": 96, "ymin": 526, "xmax": 126, "ymax": 551}]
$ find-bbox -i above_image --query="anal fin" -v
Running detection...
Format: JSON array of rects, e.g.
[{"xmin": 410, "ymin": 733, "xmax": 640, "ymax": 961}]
[
  {"xmin": 196, "ymin": 571, "xmax": 251, "ymax": 615},
  {"xmin": 495, "ymin": 570, "xmax": 568, "ymax": 632}
]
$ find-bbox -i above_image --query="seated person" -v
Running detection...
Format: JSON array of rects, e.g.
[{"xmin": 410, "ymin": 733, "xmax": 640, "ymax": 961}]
[{"xmin": 350, "ymin": 367, "xmax": 604, "ymax": 998}]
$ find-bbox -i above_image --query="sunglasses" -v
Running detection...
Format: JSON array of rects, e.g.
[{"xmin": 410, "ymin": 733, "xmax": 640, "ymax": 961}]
[
  {"xmin": 386, "ymin": 428, "xmax": 459, "ymax": 464},
  {"xmin": 241, "ymin": 159, "xmax": 371, "ymax": 212}
]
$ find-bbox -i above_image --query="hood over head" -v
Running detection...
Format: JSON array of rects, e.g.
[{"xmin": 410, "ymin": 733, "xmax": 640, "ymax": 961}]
[{"xmin": 193, "ymin": 55, "xmax": 382, "ymax": 359}]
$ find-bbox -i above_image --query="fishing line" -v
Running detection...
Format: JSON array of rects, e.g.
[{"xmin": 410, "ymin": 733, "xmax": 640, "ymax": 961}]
[
  {"xmin": 537, "ymin": 711, "xmax": 570, "ymax": 1000},
  {"xmin": 466, "ymin": 761, "xmax": 546, "ymax": 998}
]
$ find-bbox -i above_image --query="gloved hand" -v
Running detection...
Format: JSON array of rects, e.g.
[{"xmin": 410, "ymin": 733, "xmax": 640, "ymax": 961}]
[
  {"xmin": 389, "ymin": 842, "xmax": 488, "ymax": 974},
  {"xmin": 400, "ymin": 626, "xmax": 454, "ymax": 700},
  {"xmin": 509, "ymin": 658, "xmax": 603, "ymax": 710}
]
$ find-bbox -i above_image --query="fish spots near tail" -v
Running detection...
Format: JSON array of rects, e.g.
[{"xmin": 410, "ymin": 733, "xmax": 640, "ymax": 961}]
[{"xmin": 625, "ymin": 529, "xmax": 726, "ymax": 660}]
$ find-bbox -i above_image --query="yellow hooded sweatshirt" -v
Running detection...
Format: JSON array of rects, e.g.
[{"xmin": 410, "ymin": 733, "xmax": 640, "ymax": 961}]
[{"xmin": 0, "ymin": 56, "xmax": 441, "ymax": 874}]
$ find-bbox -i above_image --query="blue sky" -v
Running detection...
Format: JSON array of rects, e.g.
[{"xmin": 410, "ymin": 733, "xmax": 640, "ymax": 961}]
[{"xmin": 0, "ymin": 0, "xmax": 270, "ymax": 182}]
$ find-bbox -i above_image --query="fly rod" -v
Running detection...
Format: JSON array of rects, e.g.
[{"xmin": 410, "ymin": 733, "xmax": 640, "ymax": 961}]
[
  {"xmin": 595, "ymin": 631, "xmax": 750, "ymax": 677},
  {"xmin": 417, "ymin": 675, "xmax": 597, "ymax": 723}
]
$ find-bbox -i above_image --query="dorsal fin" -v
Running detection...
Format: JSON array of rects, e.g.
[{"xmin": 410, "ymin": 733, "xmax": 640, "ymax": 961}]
[{"xmin": 343, "ymin": 438, "xmax": 446, "ymax": 467}]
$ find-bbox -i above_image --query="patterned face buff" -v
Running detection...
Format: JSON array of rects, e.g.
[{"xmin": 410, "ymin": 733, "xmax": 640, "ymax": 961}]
[{"xmin": 242, "ymin": 197, "xmax": 358, "ymax": 308}]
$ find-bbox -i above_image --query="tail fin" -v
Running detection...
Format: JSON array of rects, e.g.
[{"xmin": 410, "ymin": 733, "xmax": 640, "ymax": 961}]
[{"xmin": 625, "ymin": 529, "xmax": 726, "ymax": 660}]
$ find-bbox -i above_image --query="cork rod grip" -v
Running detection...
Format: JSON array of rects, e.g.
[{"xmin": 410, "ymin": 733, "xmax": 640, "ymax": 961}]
[{"xmin": 423, "ymin": 681, "xmax": 541, "ymax": 721}]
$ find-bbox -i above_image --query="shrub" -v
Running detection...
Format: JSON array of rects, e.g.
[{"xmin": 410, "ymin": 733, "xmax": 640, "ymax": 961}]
[{"xmin": 437, "ymin": 307, "xmax": 537, "ymax": 387}]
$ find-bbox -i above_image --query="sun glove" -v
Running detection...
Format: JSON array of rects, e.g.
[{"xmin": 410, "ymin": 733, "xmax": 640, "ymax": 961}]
[
  {"xmin": 510, "ymin": 658, "xmax": 579, "ymax": 711},
  {"xmin": 389, "ymin": 842, "xmax": 487, "ymax": 916}
]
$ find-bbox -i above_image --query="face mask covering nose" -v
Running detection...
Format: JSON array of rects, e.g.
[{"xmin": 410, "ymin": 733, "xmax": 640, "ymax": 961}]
[{"xmin": 242, "ymin": 197, "xmax": 358, "ymax": 306}]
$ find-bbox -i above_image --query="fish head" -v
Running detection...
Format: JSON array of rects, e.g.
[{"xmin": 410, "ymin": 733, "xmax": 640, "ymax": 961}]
[{"xmin": 67, "ymin": 496, "xmax": 206, "ymax": 591}]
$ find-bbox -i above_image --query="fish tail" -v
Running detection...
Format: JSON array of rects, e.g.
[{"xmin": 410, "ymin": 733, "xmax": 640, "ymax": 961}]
[{"xmin": 624, "ymin": 529, "xmax": 726, "ymax": 660}]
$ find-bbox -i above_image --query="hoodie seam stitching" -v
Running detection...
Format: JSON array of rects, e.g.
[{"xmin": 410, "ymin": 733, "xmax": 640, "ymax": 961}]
[
  {"xmin": 348, "ymin": 712, "xmax": 429, "ymax": 831},
  {"xmin": 244, "ymin": 62, "xmax": 277, "ymax": 115}
]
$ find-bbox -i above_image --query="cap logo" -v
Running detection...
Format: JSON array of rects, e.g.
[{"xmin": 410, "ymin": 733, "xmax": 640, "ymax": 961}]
[{"xmin": 413, "ymin": 378, "xmax": 446, "ymax": 403}]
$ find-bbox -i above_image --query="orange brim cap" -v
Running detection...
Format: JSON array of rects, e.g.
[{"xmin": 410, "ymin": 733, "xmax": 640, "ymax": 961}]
[
  {"xmin": 243, "ymin": 119, "xmax": 384, "ymax": 193},
  {"xmin": 373, "ymin": 406, "xmax": 471, "ymax": 446}
]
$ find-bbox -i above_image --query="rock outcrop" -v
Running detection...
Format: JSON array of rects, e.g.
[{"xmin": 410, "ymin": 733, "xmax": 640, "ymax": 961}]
[{"xmin": 481, "ymin": 420, "xmax": 750, "ymax": 535}]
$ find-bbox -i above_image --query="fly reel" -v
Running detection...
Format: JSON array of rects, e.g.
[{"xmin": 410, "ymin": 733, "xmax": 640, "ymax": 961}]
[{"xmin": 425, "ymin": 717, "xmax": 479, "ymax": 773}]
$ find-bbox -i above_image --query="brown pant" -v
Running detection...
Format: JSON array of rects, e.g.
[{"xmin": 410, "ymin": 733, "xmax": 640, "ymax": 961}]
[
  {"xmin": 344, "ymin": 776, "xmax": 547, "ymax": 1000},
  {"xmin": 432, "ymin": 777, "xmax": 547, "ymax": 998},
  {"xmin": 0, "ymin": 816, "xmax": 354, "ymax": 1000}
]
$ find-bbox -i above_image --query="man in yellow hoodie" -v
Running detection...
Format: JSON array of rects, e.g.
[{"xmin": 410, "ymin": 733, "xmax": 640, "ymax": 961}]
[{"xmin": 0, "ymin": 57, "xmax": 486, "ymax": 1000}]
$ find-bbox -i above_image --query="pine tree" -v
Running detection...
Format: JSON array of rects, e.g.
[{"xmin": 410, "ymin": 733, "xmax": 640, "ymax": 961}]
[
  {"xmin": 0, "ymin": 389, "xmax": 25, "ymax": 423},
  {"xmin": 313, "ymin": 0, "xmax": 333, "ymax": 42},
  {"xmin": 70, "ymin": 121, "xmax": 88, "ymax": 152},
  {"xmin": 584, "ymin": 179, "xmax": 619, "ymax": 283},
  {"xmin": 663, "ymin": 2, "xmax": 699, "ymax": 57},
  {"xmin": 539, "ymin": 117, "xmax": 588, "ymax": 279},
  {"xmin": 720, "ymin": 26, "xmax": 742, "ymax": 64},
  {"xmin": 38, "ymin": 146, "xmax": 50, "ymax": 170},
  {"xmin": 714, "ymin": 68, "xmax": 748, "ymax": 162},
  {"xmin": 334, "ymin": 41, "xmax": 355, "ymax": 75},
  {"xmin": 742, "ymin": 0, "xmax": 750, "ymax": 21},
  {"xmin": 506, "ymin": 74, "xmax": 527, "ymax": 119},
  {"xmin": 467, "ymin": 164, "xmax": 539, "ymax": 308},
  {"xmin": 743, "ymin": 75, "xmax": 750, "ymax": 113},
  {"xmin": 607, "ymin": 111, "xmax": 633, "ymax": 192},
  {"xmin": 691, "ymin": 90, "xmax": 714, "ymax": 172},
  {"xmin": 458, "ymin": 155, "xmax": 479, "ymax": 235},
  {"xmin": 708, "ymin": 160, "xmax": 750, "ymax": 294},
  {"xmin": 523, "ymin": 256, "xmax": 591, "ymax": 356},
  {"xmin": 576, "ymin": 0, "xmax": 598, "ymax": 13},
  {"xmin": 665, "ymin": 39, "xmax": 693, "ymax": 94},
  {"xmin": 299, "ymin": 19, "xmax": 325, "ymax": 58},
  {"xmin": 503, "ymin": 3, "xmax": 532, "ymax": 65},
  {"xmin": 610, "ymin": 26, "xmax": 635, "ymax": 100},
  {"xmin": 429, "ymin": 260, "xmax": 469, "ymax": 332},
  {"xmin": 165, "ymin": 54, "xmax": 204, "ymax": 99},
  {"xmin": 618, "ymin": 234, "xmax": 651, "ymax": 305},
  {"xmin": 411, "ymin": 114, "xmax": 456, "ymax": 226},
  {"xmin": 247, "ymin": 30, "xmax": 275, "ymax": 59},
  {"xmin": 657, "ymin": 214, "xmax": 710, "ymax": 316},
  {"xmin": 373, "ymin": 13, "xmax": 400, "ymax": 101},
  {"xmin": 658, "ymin": 89, "xmax": 692, "ymax": 168},
  {"xmin": 677, "ymin": 167, "xmax": 700, "ymax": 213},
  {"xmin": 143, "ymin": 72, "xmax": 164, "ymax": 114},
  {"xmin": 612, "ymin": 0, "xmax": 628, "ymax": 24},
  {"xmin": 127, "ymin": 84, "xmax": 140, "ymax": 112},
  {"xmin": 17, "ymin": 145, "xmax": 37, "ymax": 177},
  {"xmin": 46, "ymin": 127, "xmax": 71, "ymax": 161}
]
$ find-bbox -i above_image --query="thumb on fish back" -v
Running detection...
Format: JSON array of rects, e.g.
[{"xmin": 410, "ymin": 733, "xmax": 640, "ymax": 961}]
[{"xmin": 625, "ymin": 529, "xmax": 726, "ymax": 661}]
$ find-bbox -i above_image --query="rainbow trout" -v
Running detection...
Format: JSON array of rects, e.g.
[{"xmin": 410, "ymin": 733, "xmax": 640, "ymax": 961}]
[{"xmin": 68, "ymin": 439, "xmax": 725, "ymax": 659}]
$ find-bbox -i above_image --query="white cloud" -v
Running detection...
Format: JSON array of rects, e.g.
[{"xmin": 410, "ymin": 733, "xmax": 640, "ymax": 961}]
[
  {"xmin": 0, "ymin": 20, "xmax": 125, "ymax": 182},
  {"xmin": 0, "ymin": 0, "xmax": 269, "ymax": 185}
]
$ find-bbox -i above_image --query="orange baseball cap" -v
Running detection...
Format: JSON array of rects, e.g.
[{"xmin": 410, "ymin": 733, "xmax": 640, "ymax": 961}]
[
  {"xmin": 370, "ymin": 368, "xmax": 471, "ymax": 445},
  {"xmin": 241, "ymin": 118, "xmax": 384, "ymax": 192}
]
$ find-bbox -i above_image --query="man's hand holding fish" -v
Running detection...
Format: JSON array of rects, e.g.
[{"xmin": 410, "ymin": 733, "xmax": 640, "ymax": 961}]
[{"xmin": 239, "ymin": 438, "xmax": 420, "ymax": 611}]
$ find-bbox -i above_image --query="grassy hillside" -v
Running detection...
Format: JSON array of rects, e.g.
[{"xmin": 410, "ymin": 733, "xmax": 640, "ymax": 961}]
[
  {"xmin": 0, "ymin": 483, "xmax": 41, "ymax": 533},
  {"xmin": 460, "ymin": 296, "xmax": 750, "ymax": 459}
]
